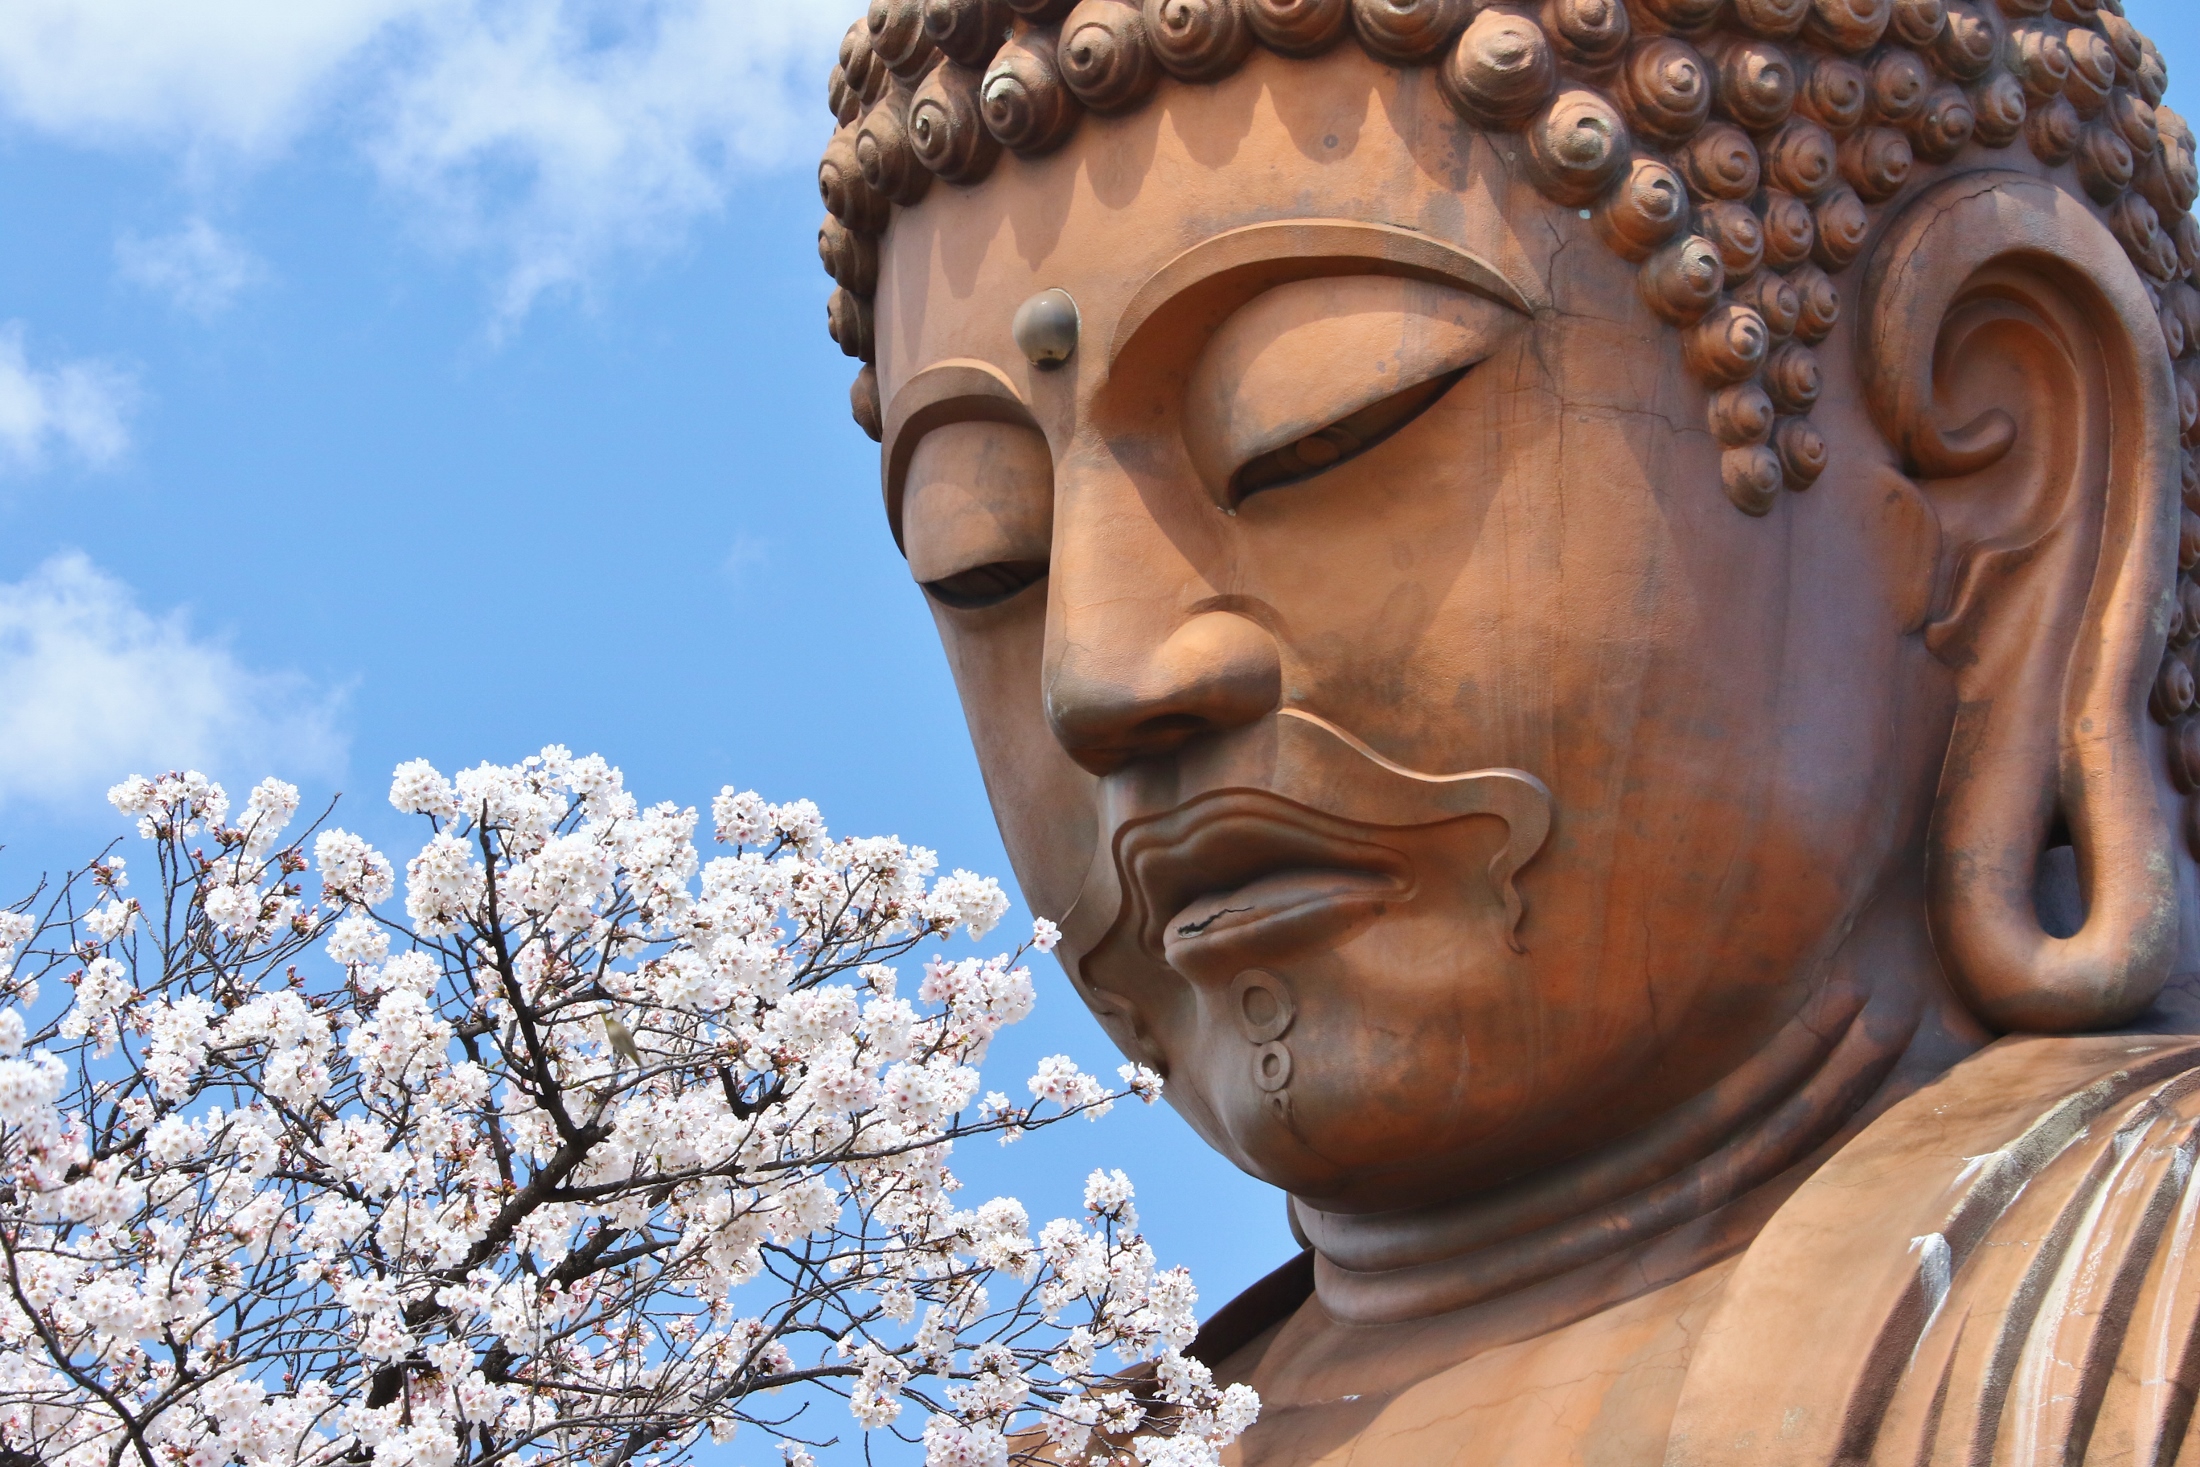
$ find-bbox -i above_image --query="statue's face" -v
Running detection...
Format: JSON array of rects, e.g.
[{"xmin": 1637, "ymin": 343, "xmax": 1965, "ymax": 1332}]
[{"xmin": 878, "ymin": 47, "xmax": 1943, "ymax": 1214}]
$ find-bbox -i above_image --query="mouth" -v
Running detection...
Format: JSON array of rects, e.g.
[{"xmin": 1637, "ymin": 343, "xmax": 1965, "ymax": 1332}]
[
  {"xmin": 1117, "ymin": 792, "xmax": 1414, "ymax": 973},
  {"xmin": 1059, "ymin": 710, "xmax": 1553, "ymax": 984}
]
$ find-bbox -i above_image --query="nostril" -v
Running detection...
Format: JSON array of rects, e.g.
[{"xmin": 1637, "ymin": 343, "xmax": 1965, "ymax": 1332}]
[
  {"xmin": 1045, "ymin": 608, "xmax": 1284, "ymax": 772},
  {"xmin": 1129, "ymin": 713, "xmax": 1210, "ymax": 748}
]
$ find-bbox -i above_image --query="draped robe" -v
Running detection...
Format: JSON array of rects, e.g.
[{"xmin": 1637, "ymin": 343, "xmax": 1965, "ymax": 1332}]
[{"xmin": 1197, "ymin": 1035, "xmax": 2200, "ymax": 1467}]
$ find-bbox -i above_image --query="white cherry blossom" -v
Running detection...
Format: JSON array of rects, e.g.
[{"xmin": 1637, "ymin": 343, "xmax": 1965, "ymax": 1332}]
[{"xmin": 0, "ymin": 752, "xmax": 1254, "ymax": 1467}]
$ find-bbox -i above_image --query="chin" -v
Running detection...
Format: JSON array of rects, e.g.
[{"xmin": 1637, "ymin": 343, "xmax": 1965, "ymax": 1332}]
[{"xmin": 1139, "ymin": 900, "xmax": 1532, "ymax": 1208}]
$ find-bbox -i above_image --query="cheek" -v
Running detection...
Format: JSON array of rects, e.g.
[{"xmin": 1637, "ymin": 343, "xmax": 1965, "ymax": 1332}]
[
  {"xmin": 1145, "ymin": 816, "xmax": 1684, "ymax": 1203},
  {"xmin": 1224, "ymin": 341, "xmax": 1538, "ymax": 753},
  {"xmin": 1224, "ymin": 327, "xmax": 1741, "ymax": 776},
  {"xmin": 927, "ymin": 596, "xmax": 1098, "ymax": 922},
  {"xmin": 1207, "ymin": 328, "xmax": 1860, "ymax": 1120}
]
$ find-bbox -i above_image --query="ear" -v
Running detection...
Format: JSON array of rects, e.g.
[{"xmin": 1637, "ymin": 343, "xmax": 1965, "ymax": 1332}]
[{"xmin": 1861, "ymin": 171, "xmax": 2183, "ymax": 1033}]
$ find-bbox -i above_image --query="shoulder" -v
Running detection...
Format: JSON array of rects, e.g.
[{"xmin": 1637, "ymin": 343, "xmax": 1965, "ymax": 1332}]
[
  {"xmin": 1668, "ymin": 1033, "xmax": 2200, "ymax": 1467},
  {"xmin": 1188, "ymin": 1248, "xmax": 1314, "ymax": 1379}
]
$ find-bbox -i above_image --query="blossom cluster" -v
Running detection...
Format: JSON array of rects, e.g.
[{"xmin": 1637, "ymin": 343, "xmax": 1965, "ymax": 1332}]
[{"xmin": 0, "ymin": 751, "xmax": 1254, "ymax": 1467}]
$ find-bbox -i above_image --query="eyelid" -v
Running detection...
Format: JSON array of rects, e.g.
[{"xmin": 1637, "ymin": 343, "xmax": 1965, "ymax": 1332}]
[
  {"xmin": 1231, "ymin": 368, "xmax": 1467, "ymax": 502},
  {"xmin": 901, "ymin": 420, "xmax": 1054, "ymax": 589},
  {"xmin": 1182, "ymin": 275, "xmax": 1523, "ymax": 500},
  {"xmin": 881, "ymin": 359, "xmax": 1036, "ymax": 555},
  {"xmin": 923, "ymin": 561, "xmax": 1049, "ymax": 611}
]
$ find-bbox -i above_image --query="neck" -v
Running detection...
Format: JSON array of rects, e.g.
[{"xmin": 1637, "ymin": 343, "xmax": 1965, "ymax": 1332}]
[{"xmin": 1295, "ymin": 951, "xmax": 1954, "ymax": 1326}]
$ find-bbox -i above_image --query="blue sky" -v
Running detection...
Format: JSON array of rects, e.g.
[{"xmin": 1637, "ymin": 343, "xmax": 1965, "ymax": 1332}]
[
  {"xmin": 0, "ymin": 0, "xmax": 1298, "ymax": 1371},
  {"xmin": 0, "ymin": 0, "xmax": 2193, "ymax": 1440}
]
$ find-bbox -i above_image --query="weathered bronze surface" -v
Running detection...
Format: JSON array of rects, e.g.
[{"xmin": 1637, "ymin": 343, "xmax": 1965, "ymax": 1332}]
[{"xmin": 818, "ymin": 1, "xmax": 2200, "ymax": 1460}]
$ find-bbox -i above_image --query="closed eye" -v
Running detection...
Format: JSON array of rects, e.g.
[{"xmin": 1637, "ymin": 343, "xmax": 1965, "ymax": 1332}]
[
  {"xmin": 922, "ymin": 559, "xmax": 1049, "ymax": 610},
  {"xmin": 1231, "ymin": 367, "xmax": 1469, "ymax": 503}
]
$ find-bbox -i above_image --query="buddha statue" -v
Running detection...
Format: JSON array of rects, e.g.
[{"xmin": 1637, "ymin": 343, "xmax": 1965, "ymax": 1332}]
[{"xmin": 813, "ymin": 0, "xmax": 2200, "ymax": 1461}]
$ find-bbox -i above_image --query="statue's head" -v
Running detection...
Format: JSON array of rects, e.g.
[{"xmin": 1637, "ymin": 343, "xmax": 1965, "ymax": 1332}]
[{"xmin": 817, "ymin": 0, "xmax": 2200, "ymax": 1221}]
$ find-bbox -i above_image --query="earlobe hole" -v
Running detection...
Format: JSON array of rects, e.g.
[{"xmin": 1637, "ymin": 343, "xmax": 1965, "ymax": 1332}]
[{"xmin": 2035, "ymin": 815, "xmax": 2085, "ymax": 940}]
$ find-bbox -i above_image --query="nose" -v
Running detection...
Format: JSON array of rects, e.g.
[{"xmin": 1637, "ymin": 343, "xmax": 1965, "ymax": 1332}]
[{"xmin": 1045, "ymin": 609, "xmax": 1283, "ymax": 775}]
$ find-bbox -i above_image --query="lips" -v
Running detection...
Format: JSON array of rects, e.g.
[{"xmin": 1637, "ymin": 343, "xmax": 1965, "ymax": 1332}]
[
  {"xmin": 1115, "ymin": 791, "xmax": 1414, "ymax": 974},
  {"xmin": 1057, "ymin": 711, "xmax": 1554, "ymax": 1002}
]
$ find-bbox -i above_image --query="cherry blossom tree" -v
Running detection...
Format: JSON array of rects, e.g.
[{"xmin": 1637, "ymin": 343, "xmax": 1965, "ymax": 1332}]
[{"xmin": 0, "ymin": 750, "xmax": 1257, "ymax": 1467}]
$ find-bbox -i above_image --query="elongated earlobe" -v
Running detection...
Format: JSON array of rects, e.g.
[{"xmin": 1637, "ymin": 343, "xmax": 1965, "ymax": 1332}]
[{"xmin": 1862, "ymin": 172, "xmax": 2183, "ymax": 1032}]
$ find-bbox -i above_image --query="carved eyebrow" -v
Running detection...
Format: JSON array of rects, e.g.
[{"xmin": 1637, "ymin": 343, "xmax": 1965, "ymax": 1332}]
[
  {"xmin": 880, "ymin": 357, "xmax": 1039, "ymax": 555},
  {"xmin": 1110, "ymin": 219, "xmax": 1544, "ymax": 370},
  {"xmin": 879, "ymin": 224, "xmax": 1530, "ymax": 549}
]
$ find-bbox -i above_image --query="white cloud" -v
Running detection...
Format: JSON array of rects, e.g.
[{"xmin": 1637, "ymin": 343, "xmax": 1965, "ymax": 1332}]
[
  {"xmin": 721, "ymin": 531, "xmax": 768, "ymax": 581},
  {"xmin": 372, "ymin": 3, "xmax": 850, "ymax": 321},
  {"xmin": 0, "ymin": 554, "xmax": 345, "ymax": 809},
  {"xmin": 0, "ymin": 0, "xmax": 417, "ymax": 155},
  {"xmin": 0, "ymin": 0, "xmax": 849, "ymax": 320},
  {"xmin": 0, "ymin": 326, "xmax": 135, "ymax": 474},
  {"xmin": 117, "ymin": 219, "xmax": 267, "ymax": 317}
]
